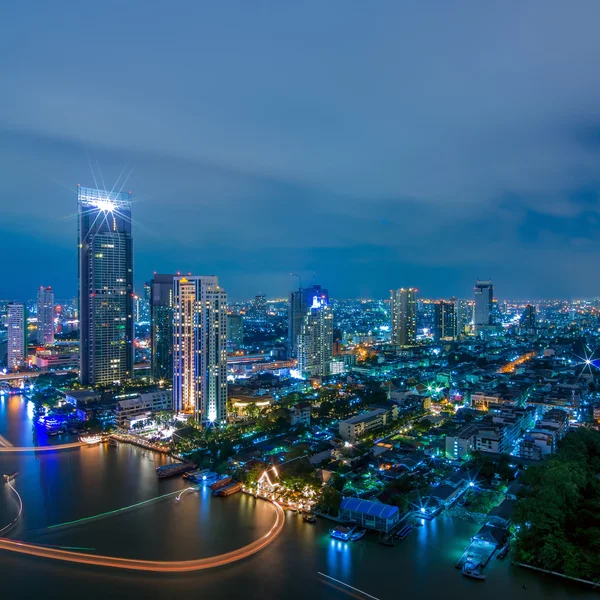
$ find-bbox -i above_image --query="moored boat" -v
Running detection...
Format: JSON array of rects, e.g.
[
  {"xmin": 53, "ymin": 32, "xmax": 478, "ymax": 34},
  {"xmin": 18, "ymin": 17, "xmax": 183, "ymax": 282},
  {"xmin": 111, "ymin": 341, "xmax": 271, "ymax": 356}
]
[
  {"xmin": 213, "ymin": 482, "xmax": 242, "ymax": 497},
  {"xmin": 302, "ymin": 513, "xmax": 317, "ymax": 524},
  {"xmin": 156, "ymin": 463, "xmax": 194, "ymax": 479},
  {"xmin": 462, "ymin": 561, "xmax": 486, "ymax": 580},
  {"xmin": 351, "ymin": 528, "xmax": 366, "ymax": 541},
  {"xmin": 396, "ymin": 523, "xmax": 412, "ymax": 540},
  {"xmin": 329, "ymin": 526, "xmax": 355, "ymax": 541},
  {"xmin": 209, "ymin": 476, "xmax": 232, "ymax": 491}
]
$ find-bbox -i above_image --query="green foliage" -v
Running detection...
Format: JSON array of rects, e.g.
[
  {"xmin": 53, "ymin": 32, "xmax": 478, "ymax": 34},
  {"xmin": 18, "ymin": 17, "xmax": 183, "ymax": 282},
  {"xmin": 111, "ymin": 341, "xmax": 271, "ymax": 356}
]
[
  {"xmin": 320, "ymin": 486, "xmax": 342, "ymax": 515},
  {"xmin": 513, "ymin": 428, "xmax": 600, "ymax": 582}
]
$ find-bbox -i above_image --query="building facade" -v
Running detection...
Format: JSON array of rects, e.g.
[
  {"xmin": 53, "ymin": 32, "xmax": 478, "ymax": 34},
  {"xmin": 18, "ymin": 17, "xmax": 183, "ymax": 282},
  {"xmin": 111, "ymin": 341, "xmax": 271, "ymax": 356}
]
[
  {"xmin": 390, "ymin": 288, "xmax": 417, "ymax": 346},
  {"xmin": 474, "ymin": 279, "xmax": 493, "ymax": 330},
  {"xmin": 434, "ymin": 300, "xmax": 456, "ymax": 341},
  {"xmin": 114, "ymin": 389, "xmax": 172, "ymax": 429},
  {"xmin": 227, "ymin": 313, "xmax": 244, "ymax": 349},
  {"xmin": 296, "ymin": 295, "xmax": 333, "ymax": 378},
  {"xmin": 7, "ymin": 302, "xmax": 26, "ymax": 370},
  {"xmin": 78, "ymin": 185, "xmax": 134, "ymax": 386},
  {"xmin": 150, "ymin": 273, "xmax": 176, "ymax": 383},
  {"xmin": 288, "ymin": 285, "xmax": 329, "ymax": 358},
  {"xmin": 172, "ymin": 276, "xmax": 227, "ymax": 424},
  {"xmin": 37, "ymin": 286, "xmax": 54, "ymax": 344}
]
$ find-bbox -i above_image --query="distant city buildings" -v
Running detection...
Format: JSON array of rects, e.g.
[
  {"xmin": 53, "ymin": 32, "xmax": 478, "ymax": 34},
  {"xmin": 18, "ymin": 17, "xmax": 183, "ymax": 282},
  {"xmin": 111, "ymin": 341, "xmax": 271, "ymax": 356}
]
[
  {"xmin": 36, "ymin": 286, "xmax": 54, "ymax": 344},
  {"xmin": 474, "ymin": 279, "xmax": 494, "ymax": 333},
  {"xmin": 7, "ymin": 302, "xmax": 26, "ymax": 369},
  {"xmin": 434, "ymin": 300, "xmax": 457, "ymax": 341},
  {"xmin": 227, "ymin": 313, "xmax": 244, "ymax": 349},
  {"xmin": 521, "ymin": 304, "xmax": 537, "ymax": 331},
  {"xmin": 149, "ymin": 273, "xmax": 176, "ymax": 383},
  {"xmin": 172, "ymin": 275, "xmax": 227, "ymax": 424},
  {"xmin": 297, "ymin": 294, "xmax": 334, "ymax": 378},
  {"xmin": 390, "ymin": 288, "xmax": 417, "ymax": 346},
  {"xmin": 288, "ymin": 285, "xmax": 329, "ymax": 358},
  {"xmin": 78, "ymin": 185, "xmax": 134, "ymax": 386}
]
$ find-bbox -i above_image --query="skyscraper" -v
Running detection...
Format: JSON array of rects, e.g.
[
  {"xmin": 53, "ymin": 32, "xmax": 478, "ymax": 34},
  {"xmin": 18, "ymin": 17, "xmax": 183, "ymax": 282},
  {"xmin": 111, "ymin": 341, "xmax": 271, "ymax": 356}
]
[
  {"xmin": 37, "ymin": 286, "xmax": 54, "ymax": 345},
  {"xmin": 172, "ymin": 276, "xmax": 227, "ymax": 424},
  {"xmin": 227, "ymin": 313, "xmax": 244, "ymax": 349},
  {"xmin": 150, "ymin": 274, "xmax": 176, "ymax": 382},
  {"xmin": 434, "ymin": 300, "xmax": 457, "ymax": 341},
  {"xmin": 288, "ymin": 285, "xmax": 329, "ymax": 358},
  {"xmin": 7, "ymin": 302, "xmax": 26, "ymax": 370},
  {"xmin": 390, "ymin": 288, "xmax": 417, "ymax": 346},
  {"xmin": 454, "ymin": 298, "xmax": 473, "ymax": 338},
  {"xmin": 78, "ymin": 185, "xmax": 134, "ymax": 387},
  {"xmin": 521, "ymin": 304, "xmax": 537, "ymax": 331},
  {"xmin": 474, "ymin": 279, "xmax": 494, "ymax": 331},
  {"xmin": 297, "ymin": 295, "xmax": 333, "ymax": 378}
]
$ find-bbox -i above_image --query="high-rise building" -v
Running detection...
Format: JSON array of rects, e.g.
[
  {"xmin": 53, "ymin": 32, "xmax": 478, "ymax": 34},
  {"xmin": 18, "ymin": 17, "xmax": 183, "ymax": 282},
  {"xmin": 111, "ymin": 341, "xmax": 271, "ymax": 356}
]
[
  {"xmin": 7, "ymin": 302, "xmax": 26, "ymax": 370},
  {"xmin": 434, "ymin": 300, "xmax": 457, "ymax": 341},
  {"xmin": 227, "ymin": 313, "xmax": 244, "ymax": 349},
  {"xmin": 78, "ymin": 185, "xmax": 134, "ymax": 387},
  {"xmin": 474, "ymin": 279, "xmax": 494, "ymax": 329},
  {"xmin": 150, "ymin": 274, "xmax": 176, "ymax": 382},
  {"xmin": 297, "ymin": 295, "xmax": 333, "ymax": 378},
  {"xmin": 172, "ymin": 276, "xmax": 227, "ymax": 424},
  {"xmin": 521, "ymin": 304, "xmax": 537, "ymax": 331},
  {"xmin": 390, "ymin": 288, "xmax": 417, "ymax": 346},
  {"xmin": 37, "ymin": 286, "xmax": 54, "ymax": 345},
  {"xmin": 454, "ymin": 298, "xmax": 473, "ymax": 338},
  {"xmin": 288, "ymin": 285, "xmax": 329, "ymax": 358}
]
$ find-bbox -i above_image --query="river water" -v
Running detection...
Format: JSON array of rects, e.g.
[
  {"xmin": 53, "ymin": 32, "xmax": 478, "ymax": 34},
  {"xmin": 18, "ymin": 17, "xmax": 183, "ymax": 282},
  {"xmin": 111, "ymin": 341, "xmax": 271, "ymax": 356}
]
[{"xmin": 0, "ymin": 394, "xmax": 596, "ymax": 599}]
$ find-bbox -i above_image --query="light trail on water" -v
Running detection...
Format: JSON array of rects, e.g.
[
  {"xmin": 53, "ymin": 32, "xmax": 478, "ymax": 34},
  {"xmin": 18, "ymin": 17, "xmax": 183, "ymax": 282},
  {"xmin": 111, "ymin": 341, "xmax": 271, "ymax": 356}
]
[{"xmin": 0, "ymin": 442, "xmax": 84, "ymax": 453}]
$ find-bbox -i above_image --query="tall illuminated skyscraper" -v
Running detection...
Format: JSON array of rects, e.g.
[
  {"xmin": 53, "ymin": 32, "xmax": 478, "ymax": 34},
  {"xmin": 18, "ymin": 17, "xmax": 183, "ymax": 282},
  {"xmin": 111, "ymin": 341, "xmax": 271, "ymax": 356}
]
[
  {"xmin": 297, "ymin": 295, "xmax": 333, "ymax": 378},
  {"xmin": 172, "ymin": 276, "xmax": 227, "ymax": 424},
  {"xmin": 7, "ymin": 302, "xmax": 26, "ymax": 370},
  {"xmin": 150, "ymin": 273, "xmax": 176, "ymax": 382},
  {"xmin": 78, "ymin": 185, "xmax": 134, "ymax": 386},
  {"xmin": 288, "ymin": 285, "xmax": 329, "ymax": 358},
  {"xmin": 474, "ymin": 279, "xmax": 494, "ymax": 330},
  {"xmin": 434, "ymin": 300, "xmax": 457, "ymax": 341},
  {"xmin": 36, "ymin": 286, "xmax": 54, "ymax": 344},
  {"xmin": 390, "ymin": 288, "xmax": 417, "ymax": 346}
]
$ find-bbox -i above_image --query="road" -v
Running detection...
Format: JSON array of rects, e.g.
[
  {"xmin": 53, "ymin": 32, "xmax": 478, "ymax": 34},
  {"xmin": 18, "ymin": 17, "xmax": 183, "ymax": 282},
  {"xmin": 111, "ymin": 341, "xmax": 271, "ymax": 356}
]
[{"xmin": 0, "ymin": 500, "xmax": 284, "ymax": 572}]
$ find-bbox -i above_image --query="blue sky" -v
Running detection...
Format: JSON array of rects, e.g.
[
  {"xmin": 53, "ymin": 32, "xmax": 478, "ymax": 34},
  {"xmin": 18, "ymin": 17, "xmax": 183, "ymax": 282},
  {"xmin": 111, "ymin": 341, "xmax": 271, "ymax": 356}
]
[{"xmin": 2, "ymin": 1, "xmax": 600, "ymax": 300}]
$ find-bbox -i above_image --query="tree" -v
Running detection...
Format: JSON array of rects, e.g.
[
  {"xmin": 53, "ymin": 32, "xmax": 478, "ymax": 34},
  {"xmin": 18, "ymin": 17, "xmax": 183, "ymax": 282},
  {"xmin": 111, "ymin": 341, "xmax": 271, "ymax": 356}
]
[{"xmin": 320, "ymin": 486, "xmax": 342, "ymax": 515}]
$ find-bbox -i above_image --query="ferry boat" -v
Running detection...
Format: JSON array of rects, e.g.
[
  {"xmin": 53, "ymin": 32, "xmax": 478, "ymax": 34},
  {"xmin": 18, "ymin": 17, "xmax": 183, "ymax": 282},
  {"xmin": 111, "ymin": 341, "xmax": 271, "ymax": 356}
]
[
  {"xmin": 396, "ymin": 523, "xmax": 412, "ymax": 540},
  {"xmin": 329, "ymin": 526, "xmax": 355, "ymax": 541},
  {"xmin": 302, "ymin": 513, "xmax": 317, "ymax": 524},
  {"xmin": 79, "ymin": 434, "xmax": 102, "ymax": 445},
  {"xmin": 351, "ymin": 529, "xmax": 366, "ymax": 541},
  {"xmin": 213, "ymin": 482, "xmax": 242, "ymax": 497},
  {"xmin": 209, "ymin": 476, "xmax": 232, "ymax": 491}
]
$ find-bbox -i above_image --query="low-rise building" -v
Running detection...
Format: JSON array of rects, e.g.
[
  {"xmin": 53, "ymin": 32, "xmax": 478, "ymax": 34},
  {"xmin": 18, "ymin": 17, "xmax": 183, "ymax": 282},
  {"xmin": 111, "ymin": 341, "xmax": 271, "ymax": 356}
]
[
  {"xmin": 338, "ymin": 406, "xmax": 397, "ymax": 442},
  {"xmin": 114, "ymin": 390, "xmax": 172, "ymax": 429},
  {"xmin": 289, "ymin": 402, "xmax": 311, "ymax": 427},
  {"xmin": 445, "ymin": 423, "xmax": 479, "ymax": 460},
  {"xmin": 339, "ymin": 497, "xmax": 400, "ymax": 532}
]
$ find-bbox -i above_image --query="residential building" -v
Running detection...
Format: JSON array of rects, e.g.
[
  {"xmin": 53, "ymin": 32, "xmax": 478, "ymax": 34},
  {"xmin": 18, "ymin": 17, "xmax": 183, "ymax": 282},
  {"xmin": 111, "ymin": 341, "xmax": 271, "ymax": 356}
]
[
  {"xmin": 227, "ymin": 313, "xmax": 244, "ymax": 349},
  {"xmin": 434, "ymin": 300, "xmax": 456, "ymax": 341},
  {"xmin": 78, "ymin": 185, "xmax": 134, "ymax": 386},
  {"xmin": 297, "ymin": 295, "xmax": 333, "ymax": 378},
  {"xmin": 7, "ymin": 302, "xmax": 26, "ymax": 369},
  {"xmin": 36, "ymin": 286, "xmax": 54, "ymax": 344},
  {"xmin": 338, "ymin": 406, "xmax": 398, "ymax": 442},
  {"xmin": 445, "ymin": 423, "xmax": 479, "ymax": 460},
  {"xmin": 289, "ymin": 402, "xmax": 311, "ymax": 427},
  {"xmin": 390, "ymin": 288, "xmax": 417, "ymax": 346},
  {"xmin": 150, "ymin": 273, "xmax": 176, "ymax": 382},
  {"xmin": 288, "ymin": 285, "xmax": 329, "ymax": 358},
  {"xmin": 172, "ymin": 275, "xmax": 227, "ymax": 424}
]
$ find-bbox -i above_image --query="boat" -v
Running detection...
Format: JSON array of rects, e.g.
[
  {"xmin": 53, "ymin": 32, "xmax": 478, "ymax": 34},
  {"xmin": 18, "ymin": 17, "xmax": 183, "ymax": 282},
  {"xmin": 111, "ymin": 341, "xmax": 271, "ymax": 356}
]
[
  {"xmin": 209, "ymin": 476, "xmax": 232, "ymax": 491},
  {"xmin": 302, "ymin": 513, "xmax": 317, "ymax": 524},
  {"xmin": 396, "ymin": 523, "xmax": 412, "ymax": 540},
  {"xmin": 79, "ymin": 434, "xmax": 102, "ymax": 445},
  {"xmin": 156, "ymin": 463, "xmax": 194, "ymax": 479},
  {"xmin": 462, "ymin": 560, "xmax": 486, "ymax": 581},
  {"xmin": 497, "ymin": 542, "xmax": 510, "ymax": 559},
  {"xmin": 213, "ymin": 482, "xmax": 242, "ymax": 497},
  {"xmin": 329, "ymin": 526, "xmax": 355, "ymax": 541},
  {"xmin": 3, "ymin": 472, "xmax": 17, "ymax": 482},
  {"xmin": 351, "ymin": 528, "xmax": 366, "ymax": 541},
  {"xmin": 108, "ymin": 439, "xmax": 118, "ymax": 447}
]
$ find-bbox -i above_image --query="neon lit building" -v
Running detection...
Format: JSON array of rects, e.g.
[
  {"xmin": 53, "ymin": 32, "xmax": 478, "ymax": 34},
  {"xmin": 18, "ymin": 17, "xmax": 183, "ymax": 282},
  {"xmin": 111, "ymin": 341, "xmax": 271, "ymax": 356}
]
[
  {"xmin": 297, "ymin": 295, "xmax": 333, "ymax": 378},
  {"xmin": 78, "ymin": 185, "xmax": 134, "ymax": 386},
  {"xmin": 7, "ymin": 302, "xmax": 26, "ymax": 370},
  {"xmin": 172, "ymin": 276, "xmax": 227, "ymax": 424},
  {"xmin": 36, "ymin": 286, "xmax": 54, "ymax": 345},
  {"xmin": 390, "ymin": 288, "xmax": 417, "ymax": 346}
]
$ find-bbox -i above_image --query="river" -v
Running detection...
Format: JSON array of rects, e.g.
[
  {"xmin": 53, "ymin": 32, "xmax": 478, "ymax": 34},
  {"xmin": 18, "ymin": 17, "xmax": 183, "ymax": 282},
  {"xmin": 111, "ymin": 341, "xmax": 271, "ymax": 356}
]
[{"xmin": 0, "ymin": 394, "xmax": 596, "ymax": 599}]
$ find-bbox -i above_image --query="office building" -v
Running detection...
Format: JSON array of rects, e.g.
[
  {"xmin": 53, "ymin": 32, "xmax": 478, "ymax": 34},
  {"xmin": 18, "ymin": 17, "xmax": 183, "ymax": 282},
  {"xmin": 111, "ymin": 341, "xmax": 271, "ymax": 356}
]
[
  {"xmin": 227, "ymin": 313, "xmax": 244, "ymax": 349},
  {"xmin": 390, "ymin": 288, "xmax": 417, "ymax": 346},
  {"xmin": 173, "ymin": 275, "xmax": 227, "ymax": 424},
  {"xmin": 78, "ymin": 185, "xmax": 134, "ymax": 386},
  {"xmin": 521, "ymin": 304, "xmax": 536, "ymax": 331},
  {"xmin": 288, "ymin": 285, "xmax": 329, "ymax": 358},
  {"xmin": 474, "ymin": 279, "xmax": 493, "ymax": 330},
  {"xmin": 37, "ymin": 286, "xmax": 54, "ymax": 344},
  {"xmin": 454, "ymin": 298, "xmax": 473, "ymax": 337},
  {"xmin": 7, "ymin": 302, "xmax": 26, "ymax": 370},
  {"xmin": 150, "ymin": 274, "xmax": 176, "ymax": 383},
  {"xmin": 297, "ymin": 295, "xmax": 333, "ymax": 378},
  {"xmin": 434, "ymin": 300, "xmax": 457, "ymax": 341}
]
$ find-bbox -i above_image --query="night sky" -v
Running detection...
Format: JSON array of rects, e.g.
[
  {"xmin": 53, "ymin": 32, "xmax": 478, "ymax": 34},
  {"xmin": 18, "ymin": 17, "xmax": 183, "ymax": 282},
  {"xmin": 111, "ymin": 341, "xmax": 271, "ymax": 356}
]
[{"xmin": 2, "ymin": 1, "xmax": 600, "ymax": 300}]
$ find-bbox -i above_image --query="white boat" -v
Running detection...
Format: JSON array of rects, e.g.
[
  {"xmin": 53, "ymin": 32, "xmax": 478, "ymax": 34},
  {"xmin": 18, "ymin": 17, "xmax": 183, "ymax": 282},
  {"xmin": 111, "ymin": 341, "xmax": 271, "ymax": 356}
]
[{"xmin": 79, "ymin": 434, "xmax": 102, "ymax": 445}]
